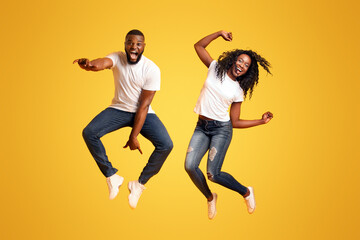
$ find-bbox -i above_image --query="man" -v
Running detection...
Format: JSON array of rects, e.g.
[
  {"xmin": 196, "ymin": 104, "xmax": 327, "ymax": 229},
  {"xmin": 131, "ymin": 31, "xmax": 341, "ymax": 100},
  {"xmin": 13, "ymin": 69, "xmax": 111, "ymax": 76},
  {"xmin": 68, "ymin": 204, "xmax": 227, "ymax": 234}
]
[{"xmin": 73, "ymin": 29, "xmax": 173, "ymax": 209}]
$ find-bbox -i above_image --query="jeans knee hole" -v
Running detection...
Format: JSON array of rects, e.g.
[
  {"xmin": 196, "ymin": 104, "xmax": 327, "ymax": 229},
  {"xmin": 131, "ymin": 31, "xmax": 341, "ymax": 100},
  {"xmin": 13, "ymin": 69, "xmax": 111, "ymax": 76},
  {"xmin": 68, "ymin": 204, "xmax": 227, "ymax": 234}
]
[
  {"xmin": 187, "ymin": 146, "xmax": 194, "ymax": 153},
  {"xmin": 209, "ymin": 147, "xmax": 217, "ymax": 161}
]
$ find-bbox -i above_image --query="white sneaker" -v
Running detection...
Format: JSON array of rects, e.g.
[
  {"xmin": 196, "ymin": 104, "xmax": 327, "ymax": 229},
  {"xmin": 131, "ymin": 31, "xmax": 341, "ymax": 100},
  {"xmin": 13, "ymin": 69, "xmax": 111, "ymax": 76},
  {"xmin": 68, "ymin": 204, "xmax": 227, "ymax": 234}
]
[
  {"xmin": 128, "ymin": 181, "xmax": 146, "ymax": 209},
  {"xmin": 207, "ymin": 193, "xmax": 217, "ymax": 220},
  {"xmin": 244, "ymin": 187, "xmax": 256, "ymax": 214},
  {"xmin": 106, "ymin": 174, "xmax": 124, "ymax": 200}
]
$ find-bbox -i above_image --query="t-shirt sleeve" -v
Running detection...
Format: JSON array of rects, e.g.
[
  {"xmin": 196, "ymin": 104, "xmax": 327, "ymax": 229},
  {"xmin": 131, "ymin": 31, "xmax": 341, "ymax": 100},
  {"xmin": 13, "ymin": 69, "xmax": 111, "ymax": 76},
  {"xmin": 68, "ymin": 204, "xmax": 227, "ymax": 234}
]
[
  {"xmin": 233, "ymin": 88, "xmax": 244, "ymax": 102},
  {"xmin": 105, "ymin": 52, "xmax": 119, "ymax": 68},
  {"xmin": 209, "ymin": 60, "xmax": 217, "ymax": 72},
  {"xmin": 143, "ymin": 65, "xmax": 161, "ymax": 91}
]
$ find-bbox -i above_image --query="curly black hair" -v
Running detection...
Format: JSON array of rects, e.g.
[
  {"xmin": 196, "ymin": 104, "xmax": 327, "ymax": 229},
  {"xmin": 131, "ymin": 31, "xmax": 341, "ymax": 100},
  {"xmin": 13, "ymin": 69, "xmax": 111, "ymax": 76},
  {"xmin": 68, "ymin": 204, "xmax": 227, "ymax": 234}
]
[{"xmin": 215, "ymin": 49, "xmax": 271, "ymax": 99}]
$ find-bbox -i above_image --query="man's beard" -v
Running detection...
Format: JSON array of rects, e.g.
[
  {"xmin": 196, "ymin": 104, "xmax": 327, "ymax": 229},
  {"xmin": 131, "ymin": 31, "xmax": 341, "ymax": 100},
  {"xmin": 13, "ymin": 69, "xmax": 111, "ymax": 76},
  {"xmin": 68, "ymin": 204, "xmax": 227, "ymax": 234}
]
[{"xmin": 125, "ymin": 50, "xmax": 144, "ymax": 64}]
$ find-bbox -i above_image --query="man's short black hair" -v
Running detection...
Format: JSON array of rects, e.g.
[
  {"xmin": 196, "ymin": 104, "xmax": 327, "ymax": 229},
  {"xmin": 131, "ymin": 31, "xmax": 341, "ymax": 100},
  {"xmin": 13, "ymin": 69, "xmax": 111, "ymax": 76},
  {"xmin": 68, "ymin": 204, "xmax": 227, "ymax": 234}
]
[{"xmin": 126, "ymin": 29, "xmax": 144, "ymax": 39}]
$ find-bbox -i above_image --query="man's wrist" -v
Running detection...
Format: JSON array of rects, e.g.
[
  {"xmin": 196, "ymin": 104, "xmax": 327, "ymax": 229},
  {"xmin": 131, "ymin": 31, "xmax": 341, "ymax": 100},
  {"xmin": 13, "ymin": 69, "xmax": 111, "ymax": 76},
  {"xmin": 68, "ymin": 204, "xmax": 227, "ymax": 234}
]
[{"xmin": 129, "ymin": 133, "xmax": 138, "ymax": 140}]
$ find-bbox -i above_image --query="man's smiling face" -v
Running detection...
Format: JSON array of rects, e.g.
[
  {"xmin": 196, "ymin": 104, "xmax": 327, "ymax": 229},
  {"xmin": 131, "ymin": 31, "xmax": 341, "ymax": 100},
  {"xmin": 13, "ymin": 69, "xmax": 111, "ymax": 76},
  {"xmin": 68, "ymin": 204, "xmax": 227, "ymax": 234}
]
[{"xmin": 124, "ymin": 34, "xmax": 145, "ymax": 64}]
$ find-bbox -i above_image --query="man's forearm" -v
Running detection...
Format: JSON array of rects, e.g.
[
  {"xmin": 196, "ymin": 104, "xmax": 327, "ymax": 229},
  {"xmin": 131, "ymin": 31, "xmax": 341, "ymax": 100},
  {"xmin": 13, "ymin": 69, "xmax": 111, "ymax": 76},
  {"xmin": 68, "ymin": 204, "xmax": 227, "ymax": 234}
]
[
  {"xmin": 87, "ymin": 58, "xmax": 111, "ymax": 71},
  {"xmin": 74, "ymin": 57, "xmax": 113, "ymax": 71},
  {"xmin": 129, "ymin": 105, "xmax": 149, "ymax": 139}
]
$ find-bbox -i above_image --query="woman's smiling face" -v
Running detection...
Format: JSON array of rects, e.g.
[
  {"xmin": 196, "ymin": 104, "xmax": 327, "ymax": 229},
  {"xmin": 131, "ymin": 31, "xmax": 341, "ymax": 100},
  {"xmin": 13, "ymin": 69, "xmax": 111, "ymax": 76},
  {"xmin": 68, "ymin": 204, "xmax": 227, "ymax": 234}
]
[{"xmin": 227, "ymin": 54, "xmax": 251, "ymax": 80}]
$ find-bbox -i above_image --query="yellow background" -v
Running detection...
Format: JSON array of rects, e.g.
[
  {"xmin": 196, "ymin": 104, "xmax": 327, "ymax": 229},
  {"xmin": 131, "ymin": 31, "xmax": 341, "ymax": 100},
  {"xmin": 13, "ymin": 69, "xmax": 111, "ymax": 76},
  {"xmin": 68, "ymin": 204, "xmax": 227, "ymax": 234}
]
[{"xmin": 1, "ymin": 0, "xmax": 359, "ymax": 239}]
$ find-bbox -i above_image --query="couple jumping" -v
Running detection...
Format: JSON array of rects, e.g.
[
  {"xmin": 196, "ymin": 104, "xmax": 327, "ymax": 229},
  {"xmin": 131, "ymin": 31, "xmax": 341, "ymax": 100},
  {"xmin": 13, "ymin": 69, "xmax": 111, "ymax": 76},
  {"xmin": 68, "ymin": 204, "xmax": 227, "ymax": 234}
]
[{"xmin": 74, "ymin": 29, "xmax": 273, "ymax": 219}]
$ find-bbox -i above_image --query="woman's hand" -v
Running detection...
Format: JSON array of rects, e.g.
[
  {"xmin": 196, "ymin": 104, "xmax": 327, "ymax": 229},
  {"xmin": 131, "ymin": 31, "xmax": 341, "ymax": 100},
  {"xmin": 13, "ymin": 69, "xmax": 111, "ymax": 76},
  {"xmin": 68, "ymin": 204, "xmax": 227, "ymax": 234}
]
[
  {"xmin": 262, "ymin": 111, "xmax": 274, "ymax": 124},
  {"xmin": 220, "ymin": 31, "xmax": 232, "ymax": 41}
]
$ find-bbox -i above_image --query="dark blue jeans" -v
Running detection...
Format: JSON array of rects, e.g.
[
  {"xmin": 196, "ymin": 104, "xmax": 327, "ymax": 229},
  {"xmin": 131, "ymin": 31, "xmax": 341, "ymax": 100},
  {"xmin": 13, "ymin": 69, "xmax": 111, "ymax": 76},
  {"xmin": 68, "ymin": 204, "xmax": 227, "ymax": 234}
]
[
  {"xmin": 82, "ymin": 107, "xmax": 173, "ymax": 184},
  {"xmin": 185, "ymin": 118, "xmax": 248, "ymax": 198}
]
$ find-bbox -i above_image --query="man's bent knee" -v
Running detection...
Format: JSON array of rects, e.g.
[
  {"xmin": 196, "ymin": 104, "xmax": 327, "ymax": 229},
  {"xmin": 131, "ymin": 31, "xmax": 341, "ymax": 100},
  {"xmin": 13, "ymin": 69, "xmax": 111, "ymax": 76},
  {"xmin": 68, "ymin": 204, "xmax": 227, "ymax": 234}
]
[
  {"xmin": 82, "ymin": 126, "xmax": 92, "ymax": 140},
  {"xmin": 167, "ymin": 140, "xmax": 174, "ymax": 152},
  {"xmin": 158, "ymin": 138, "xmax": 173, "ymax": 152}
]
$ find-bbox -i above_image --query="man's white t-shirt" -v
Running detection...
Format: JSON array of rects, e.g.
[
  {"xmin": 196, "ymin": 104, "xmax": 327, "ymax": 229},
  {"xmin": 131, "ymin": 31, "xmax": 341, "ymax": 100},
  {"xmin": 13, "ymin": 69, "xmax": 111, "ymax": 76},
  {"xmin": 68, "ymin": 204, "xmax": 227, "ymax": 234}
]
[
  {"xmin": 106, "ymin": 51, "xmax": 160, "ymax": 113},
  {"xmin": 194, "ymin": 60, "xmax": 244, "ymax": 121}
]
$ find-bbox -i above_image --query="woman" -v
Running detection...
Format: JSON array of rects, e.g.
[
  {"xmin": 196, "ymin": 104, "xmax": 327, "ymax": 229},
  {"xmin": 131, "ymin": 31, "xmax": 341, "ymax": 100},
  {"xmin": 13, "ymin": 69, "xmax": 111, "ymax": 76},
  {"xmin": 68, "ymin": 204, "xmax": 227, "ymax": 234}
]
[{"xmin": 185, "ymin": 30, "xmax": 273, "ymax": 219}]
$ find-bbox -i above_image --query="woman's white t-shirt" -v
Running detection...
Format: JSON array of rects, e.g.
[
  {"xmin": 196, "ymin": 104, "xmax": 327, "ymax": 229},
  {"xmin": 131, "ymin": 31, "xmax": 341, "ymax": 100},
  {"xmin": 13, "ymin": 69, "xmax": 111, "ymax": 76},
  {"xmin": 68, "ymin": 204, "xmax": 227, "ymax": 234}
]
[{"xmin": 194, "ymin": 60, "xmax": 244, "ymax": 121}]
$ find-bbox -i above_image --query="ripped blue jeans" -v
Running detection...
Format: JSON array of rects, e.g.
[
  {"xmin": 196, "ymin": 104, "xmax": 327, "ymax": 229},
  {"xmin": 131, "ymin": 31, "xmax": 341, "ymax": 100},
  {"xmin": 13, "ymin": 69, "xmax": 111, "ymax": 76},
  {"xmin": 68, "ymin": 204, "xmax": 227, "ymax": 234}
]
[{"xmin": 185, "ymin": 118, "xmax": 248, "ymax": 199}]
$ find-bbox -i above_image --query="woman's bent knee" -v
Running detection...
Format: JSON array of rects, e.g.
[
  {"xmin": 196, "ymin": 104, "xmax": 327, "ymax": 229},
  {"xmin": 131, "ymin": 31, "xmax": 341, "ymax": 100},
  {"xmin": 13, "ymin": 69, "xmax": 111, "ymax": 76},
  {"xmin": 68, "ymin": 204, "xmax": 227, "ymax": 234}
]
[{"xmin": 184, "ymin": 160, "xmax": 195, "ymax": 174}]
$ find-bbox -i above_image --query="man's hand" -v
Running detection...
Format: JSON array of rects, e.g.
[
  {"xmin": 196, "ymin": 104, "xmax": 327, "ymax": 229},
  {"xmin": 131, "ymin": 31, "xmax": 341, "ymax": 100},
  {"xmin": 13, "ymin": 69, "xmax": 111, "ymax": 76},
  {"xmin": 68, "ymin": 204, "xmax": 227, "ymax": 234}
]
[
  {"xmin": 73, "ymin": 58, "xmax": 96, "ymax": 71},
  {"xmin": 123, "ymin": 137, "xmax": 143, "ymax": 154}
]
